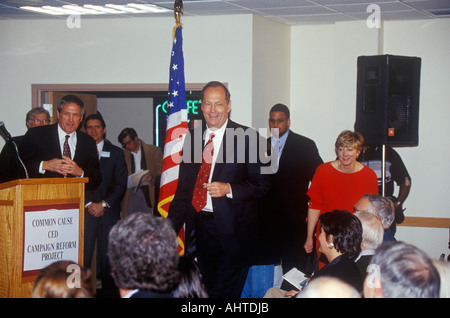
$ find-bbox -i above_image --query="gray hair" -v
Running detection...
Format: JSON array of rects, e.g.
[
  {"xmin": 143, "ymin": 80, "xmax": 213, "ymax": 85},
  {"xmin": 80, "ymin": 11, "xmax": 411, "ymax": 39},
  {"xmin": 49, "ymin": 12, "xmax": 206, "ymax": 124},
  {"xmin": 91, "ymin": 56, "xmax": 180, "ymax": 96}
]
[
  {"xmin": 108, "ymin": 213, "xmax": 180, "ymax": 292},
  {"xmin": 26, "ymin": 107, "xmax": 50, "ymax": 123},
  {"xmin": 355, "ymin": 210, "xmax": 384, "ymax": 250},
  {"xmin": 362, "ymin": 194, "xmax": 394, "ymax": 229},
  {"xmin": 370, "ymin": 242, "xmax": 440, "ymax": 298}
]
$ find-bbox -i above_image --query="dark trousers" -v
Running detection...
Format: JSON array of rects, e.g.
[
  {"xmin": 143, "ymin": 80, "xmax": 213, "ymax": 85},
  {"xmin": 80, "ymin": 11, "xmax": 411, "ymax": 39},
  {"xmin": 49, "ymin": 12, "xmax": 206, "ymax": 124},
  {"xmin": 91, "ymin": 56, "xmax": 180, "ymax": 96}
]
[
  {"xmin": 84, "ymin": 211, "xmax": 120, "ymax": 298},
  {"xmin": 196, "ymin": 215, "xmax": 249, "ymax": 298}
]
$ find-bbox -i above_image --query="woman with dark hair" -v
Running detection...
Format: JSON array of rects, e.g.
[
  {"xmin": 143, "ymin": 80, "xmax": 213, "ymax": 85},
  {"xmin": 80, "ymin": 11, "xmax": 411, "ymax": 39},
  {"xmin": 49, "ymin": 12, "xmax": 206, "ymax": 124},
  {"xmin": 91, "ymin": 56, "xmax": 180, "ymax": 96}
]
[
  {"xmin": 310, "ymin": 210, "xmax": 364, "ymax": 291},
  {"xmin": 172, "ymin": 256, "xmax": 209, "ymax": 298},
  {"xmin": 265, "ymin": 210, "xmax": 364, "ymax": 298}
]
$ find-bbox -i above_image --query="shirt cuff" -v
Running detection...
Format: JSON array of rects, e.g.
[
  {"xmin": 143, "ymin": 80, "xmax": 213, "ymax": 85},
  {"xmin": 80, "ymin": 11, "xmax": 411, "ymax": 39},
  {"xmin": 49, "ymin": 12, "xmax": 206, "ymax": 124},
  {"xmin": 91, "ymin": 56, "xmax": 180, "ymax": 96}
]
[
  {"xmin": 39, "ymin": 161, "xmax": 45, "ymax": 174},
  {"xmin": 226, "ymin": 183, "xmax": 233, "ymax": 199}
]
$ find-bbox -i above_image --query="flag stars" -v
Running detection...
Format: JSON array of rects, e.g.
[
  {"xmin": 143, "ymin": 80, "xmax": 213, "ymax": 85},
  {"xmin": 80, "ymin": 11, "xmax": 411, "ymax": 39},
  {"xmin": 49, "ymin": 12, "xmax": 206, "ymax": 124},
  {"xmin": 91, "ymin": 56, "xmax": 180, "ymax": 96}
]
[
  {"xmin": 172, "ymin": 90, "xmax": 179, "ymax": 97},
  {"xmin": 172, "ymin": 64, "xmax": 178, "ymax": 71}
]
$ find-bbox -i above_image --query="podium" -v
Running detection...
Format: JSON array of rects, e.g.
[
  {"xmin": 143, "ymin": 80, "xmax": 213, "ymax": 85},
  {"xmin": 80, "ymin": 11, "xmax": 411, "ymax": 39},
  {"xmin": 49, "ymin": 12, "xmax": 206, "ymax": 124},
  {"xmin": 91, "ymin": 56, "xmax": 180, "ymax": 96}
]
[{"xmin": 0, "ymin": 178, "xmax": 87, "ymax": 298}]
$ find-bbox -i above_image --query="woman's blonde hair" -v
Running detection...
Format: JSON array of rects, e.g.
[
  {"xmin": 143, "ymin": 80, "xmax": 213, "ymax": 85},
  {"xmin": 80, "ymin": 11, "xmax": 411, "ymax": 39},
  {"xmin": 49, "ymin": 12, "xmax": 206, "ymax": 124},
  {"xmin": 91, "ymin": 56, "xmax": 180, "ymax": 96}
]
[{"xmin": 335, "ymin": 130, "xmax": 364, "ymax": 156}]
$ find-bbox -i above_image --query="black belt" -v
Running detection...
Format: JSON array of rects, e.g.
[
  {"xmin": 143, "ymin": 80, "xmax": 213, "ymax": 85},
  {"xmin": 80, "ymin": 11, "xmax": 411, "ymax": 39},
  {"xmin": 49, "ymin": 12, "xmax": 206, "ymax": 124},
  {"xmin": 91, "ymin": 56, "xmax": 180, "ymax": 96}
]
[{"xmin": 198, "ymin": 210, "xmax": 214, "ymax": 218}]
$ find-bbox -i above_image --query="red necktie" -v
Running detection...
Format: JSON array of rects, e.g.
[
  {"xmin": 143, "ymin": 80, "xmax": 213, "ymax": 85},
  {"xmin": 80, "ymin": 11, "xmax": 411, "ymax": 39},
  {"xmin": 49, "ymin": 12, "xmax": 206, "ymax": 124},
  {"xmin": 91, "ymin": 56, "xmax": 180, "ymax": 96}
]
[
  {"xmin": 192, "ymin": 133, "xmax": 215, "ymax": 212},
  {"xmin": 63, "ymin": 135, "xmax": 71, "ymax": 158}
]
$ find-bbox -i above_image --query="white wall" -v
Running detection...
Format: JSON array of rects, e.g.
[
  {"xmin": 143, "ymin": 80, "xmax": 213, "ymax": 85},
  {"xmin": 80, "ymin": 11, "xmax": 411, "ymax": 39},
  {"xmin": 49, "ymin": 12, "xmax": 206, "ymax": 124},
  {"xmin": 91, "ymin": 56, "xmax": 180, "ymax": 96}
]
[
  {"xmin": 251, "ymin": 15, "xmax": 291, "ymax": 133},
  {"xmin": 290, "ymin": 18, "xmax": 450, "ymax": 259},
  {"xmin": 381, "ymin": 19, "xmax": 450, "ymax": 258},
  {"xmin": 0, "ymin": 15, "xmax": 255, "ymax": 142},
  {"xmin": 1, "ymin": 15, "xmax": 449, "ymax": 259},
  {"xmin": 97, "ymin": 97, "xmax": 154, "ymax": 148}
]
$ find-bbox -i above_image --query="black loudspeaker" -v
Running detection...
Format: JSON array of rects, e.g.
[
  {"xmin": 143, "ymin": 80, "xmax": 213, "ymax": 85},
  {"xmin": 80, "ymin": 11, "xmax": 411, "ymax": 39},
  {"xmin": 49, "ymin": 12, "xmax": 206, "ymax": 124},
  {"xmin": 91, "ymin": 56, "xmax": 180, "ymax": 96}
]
[{"xmin": 355, "ymin": 55, "xmax": 421, "ymax": 146}]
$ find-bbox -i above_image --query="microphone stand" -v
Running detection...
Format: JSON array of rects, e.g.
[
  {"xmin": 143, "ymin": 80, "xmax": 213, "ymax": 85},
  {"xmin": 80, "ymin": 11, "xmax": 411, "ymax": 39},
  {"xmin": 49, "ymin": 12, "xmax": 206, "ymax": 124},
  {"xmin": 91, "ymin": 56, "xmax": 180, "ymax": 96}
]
[{"xmin": 11, "ymin": 139, "xmax": 29, "ymax": 179}]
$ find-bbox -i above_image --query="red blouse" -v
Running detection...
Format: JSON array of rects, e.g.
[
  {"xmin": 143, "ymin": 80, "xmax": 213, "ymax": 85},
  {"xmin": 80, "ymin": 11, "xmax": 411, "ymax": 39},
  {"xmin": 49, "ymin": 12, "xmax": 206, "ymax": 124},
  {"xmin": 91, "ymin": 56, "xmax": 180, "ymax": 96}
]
[{"xmin": 307, "ymin": 161, "xmax": 379, "ymax": 214}]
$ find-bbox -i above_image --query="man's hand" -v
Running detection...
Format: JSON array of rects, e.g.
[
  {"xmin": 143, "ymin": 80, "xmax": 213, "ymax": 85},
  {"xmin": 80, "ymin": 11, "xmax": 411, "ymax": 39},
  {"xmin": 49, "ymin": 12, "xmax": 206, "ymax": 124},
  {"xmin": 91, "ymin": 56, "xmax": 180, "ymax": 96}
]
[
  {"xmin": 204, "ymin": 182, "xmax": 231, "ymax": 198},
  {"xmin": 42, "ymin": 156, "xmax": 83, "ymax": 176},
  {"xmin": 42, "ymin": 158, "xmax": 67, "ymax": 175},
  {"xmin": 87, "ymin": 202, "xmax": 104, "ymax": 217},
  {"xmin": 61, "ymin": 156, "xmax": 83, "ymax": 176}
]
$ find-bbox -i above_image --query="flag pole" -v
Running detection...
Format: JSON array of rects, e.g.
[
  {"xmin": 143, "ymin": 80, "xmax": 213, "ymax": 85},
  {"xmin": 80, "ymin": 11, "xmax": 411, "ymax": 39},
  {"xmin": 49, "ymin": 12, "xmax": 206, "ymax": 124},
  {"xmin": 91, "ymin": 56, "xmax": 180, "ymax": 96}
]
[
  {"xmin": 173, "ymin": 0, "xmax": 183, "ymax": 38},
  {"xmin": 158, "ymin": 0, "xmax": 188, "ymax": 255},
  {"xmin": 174, "ymin": 0, "xmax": 183, "ymax": 25}
]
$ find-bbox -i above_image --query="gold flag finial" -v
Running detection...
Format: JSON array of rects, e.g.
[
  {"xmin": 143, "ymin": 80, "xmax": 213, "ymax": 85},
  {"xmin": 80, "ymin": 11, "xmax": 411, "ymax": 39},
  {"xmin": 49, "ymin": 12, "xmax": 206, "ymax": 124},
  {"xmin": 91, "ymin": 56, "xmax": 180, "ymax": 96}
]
[{"xmin": 174, "ymin": 0, "xmax": 183, "ymax": 24}]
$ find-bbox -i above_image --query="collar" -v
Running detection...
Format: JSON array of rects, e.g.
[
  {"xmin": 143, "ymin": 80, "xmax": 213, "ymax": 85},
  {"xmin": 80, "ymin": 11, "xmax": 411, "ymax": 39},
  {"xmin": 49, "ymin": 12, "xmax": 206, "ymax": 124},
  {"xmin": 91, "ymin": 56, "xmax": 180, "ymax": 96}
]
[
  {"xmin": 355, "ymin": 249, "xmax": 375, "ymax": 262},
  {"xmin": 131, "ymin": 140, "xmax": 142, "ymax": 155},
  {"xmin": 271, "ymin": 129, "xmax": 290, "ymax": 156},
  {"xmin": 57, "ymin": 124, "xmax": 75, "ymax": 140},
  {"xmin": 205, "ymin": 119, "xmax": 228, "ymax": 143},
  {"xmin": 122, "ymin": 289, "xmax": 139, "ymax": 298},
  {"xmin": 97, "ymin": 139, "xmax": 105, "ymax": 158}
]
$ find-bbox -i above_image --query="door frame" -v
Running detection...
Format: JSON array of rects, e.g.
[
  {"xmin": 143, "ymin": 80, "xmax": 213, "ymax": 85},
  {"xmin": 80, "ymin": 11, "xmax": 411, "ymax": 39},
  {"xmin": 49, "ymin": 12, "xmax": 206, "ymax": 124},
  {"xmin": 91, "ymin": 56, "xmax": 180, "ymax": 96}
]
[{"xmin": 31, "ymin": 83, "xmax": 206, "ymax": 108}]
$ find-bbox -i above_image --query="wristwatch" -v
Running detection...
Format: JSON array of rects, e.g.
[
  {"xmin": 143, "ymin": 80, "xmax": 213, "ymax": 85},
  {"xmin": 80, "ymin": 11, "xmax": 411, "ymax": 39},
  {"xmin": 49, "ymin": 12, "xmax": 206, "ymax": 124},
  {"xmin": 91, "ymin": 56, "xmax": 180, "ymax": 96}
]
[{"xmin": 101, "ymin": 201, "xmax": 109, "ymax": 208}]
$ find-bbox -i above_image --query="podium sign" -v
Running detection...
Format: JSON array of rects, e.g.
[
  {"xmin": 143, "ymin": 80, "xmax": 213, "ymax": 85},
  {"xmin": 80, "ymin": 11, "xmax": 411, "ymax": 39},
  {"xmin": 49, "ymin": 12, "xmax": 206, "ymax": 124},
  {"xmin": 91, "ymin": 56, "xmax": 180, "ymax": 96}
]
[
  {"xmin": 22, "ymin": 203, "xmax": 80, "ymax": 281},
  {"xmin": 0, "ymin": 178, "xmax": 86, "ymax": 298}
]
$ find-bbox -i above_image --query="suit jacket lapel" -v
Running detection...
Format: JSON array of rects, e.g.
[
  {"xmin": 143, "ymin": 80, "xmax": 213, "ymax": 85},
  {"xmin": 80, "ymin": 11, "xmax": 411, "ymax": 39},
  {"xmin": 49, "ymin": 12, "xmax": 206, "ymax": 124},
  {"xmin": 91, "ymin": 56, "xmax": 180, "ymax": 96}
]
[{"xmin": 73, "ymin": 130, "xmax": 81, "ymax": 161}]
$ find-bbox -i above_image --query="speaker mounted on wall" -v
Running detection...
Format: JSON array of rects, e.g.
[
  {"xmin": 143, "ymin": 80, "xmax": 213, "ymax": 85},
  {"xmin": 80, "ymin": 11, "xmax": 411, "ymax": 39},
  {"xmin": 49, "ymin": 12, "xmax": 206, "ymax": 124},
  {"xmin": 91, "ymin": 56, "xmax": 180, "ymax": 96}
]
[{"xmin": 355, "ymin": 55, "xmax": 421, "ymax": 147}]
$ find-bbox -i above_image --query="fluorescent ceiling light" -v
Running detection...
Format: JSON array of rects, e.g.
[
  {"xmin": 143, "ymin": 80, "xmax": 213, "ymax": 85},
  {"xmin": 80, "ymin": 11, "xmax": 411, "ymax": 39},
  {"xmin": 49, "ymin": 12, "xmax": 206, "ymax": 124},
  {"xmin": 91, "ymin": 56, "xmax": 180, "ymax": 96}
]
[
  {"xmin": 83, "ymin": 4, "xmax": 126, "ymax": 14},
  {"xmin": 20, "ymin": 3, "xmax": 171, "ymax": 15},
  {"xmin": 127, "ymin": 3, "xmax": 169, "ymax": 13},
  {"xmin": 63, "ymin": 5, "xmax": 106, "ymax": 15}
]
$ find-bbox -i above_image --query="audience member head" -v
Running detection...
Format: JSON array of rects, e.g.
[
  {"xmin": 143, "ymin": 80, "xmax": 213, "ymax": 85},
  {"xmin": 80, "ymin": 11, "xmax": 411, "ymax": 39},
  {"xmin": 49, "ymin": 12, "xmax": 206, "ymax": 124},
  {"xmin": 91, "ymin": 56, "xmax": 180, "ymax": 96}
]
[
  {"xmin": 32, "ymin": 260, "xmax": 93, "ymax": 298},
  {"xmin": 108, "ymin": 212, "xmax": 180, "ymax": 295},
  {"xmin": 296, "ymin": 277, "xmax": 361, "ymax": 298},
  {"xmin": 26, "ymin": 107, "xmax": 50, "ymax": 128},
  {"xmin": 334, "ymin": 130, "xmax": 364, "ymax": 156},
  {"xmin": 364, "ymin": 242, "xmax": 440, "ymax": 298},
  {"xmin": 354, "ymin": 194, "xmax": 395, "ymax": 229},
  {"xmin": 172, "ymin": 256, "xmax": 208, "ymax": 298},
  {"xmin": 431, "ymin": 259, "xmax": 450, "ymax": 298},
  {"xmin": 318, "ymin": 210, "xmax": 362, "ymax": 261},
  {"xmin": 355, "ymin": 210, "xmax": 384, "ymax": 251}
]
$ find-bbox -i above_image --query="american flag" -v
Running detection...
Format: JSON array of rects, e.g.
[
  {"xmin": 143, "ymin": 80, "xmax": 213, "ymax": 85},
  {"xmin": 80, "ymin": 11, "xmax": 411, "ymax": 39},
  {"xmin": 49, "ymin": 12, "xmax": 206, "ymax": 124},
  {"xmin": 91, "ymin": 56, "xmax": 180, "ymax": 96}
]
[{"xmin": 157, "ymin": 24, "xmax": 188, "ymax": 255}]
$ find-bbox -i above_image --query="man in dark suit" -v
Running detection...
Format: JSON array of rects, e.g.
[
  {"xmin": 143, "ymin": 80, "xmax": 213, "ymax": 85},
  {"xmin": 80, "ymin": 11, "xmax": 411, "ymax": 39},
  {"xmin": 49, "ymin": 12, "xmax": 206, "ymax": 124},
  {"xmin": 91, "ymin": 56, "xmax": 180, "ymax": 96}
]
[
  {"xmin": 168, "ymin": 81, "xmax": 270, "ymax": 298},
  {"xmin": 0, "ymin": 107, "xmax": 50, "ymax": 182},
  {"xmin": 83, "ymin": 113, "xmax": 128, "ymax": 298},
  {"xmin": 19, "ymin": 95, "xmax": 101, "ymax": 191},
  {"xmin": 266, "ymin": 104, "xmax": 322, "ymax": 290}
]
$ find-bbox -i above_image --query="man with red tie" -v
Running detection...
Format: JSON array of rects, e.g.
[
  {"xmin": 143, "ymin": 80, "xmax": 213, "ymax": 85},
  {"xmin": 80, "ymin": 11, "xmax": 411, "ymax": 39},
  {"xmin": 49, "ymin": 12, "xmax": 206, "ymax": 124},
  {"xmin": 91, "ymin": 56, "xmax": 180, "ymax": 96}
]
[{"xmin": 168, "ymin": 81, "xmax": 270, "ymax": 298}]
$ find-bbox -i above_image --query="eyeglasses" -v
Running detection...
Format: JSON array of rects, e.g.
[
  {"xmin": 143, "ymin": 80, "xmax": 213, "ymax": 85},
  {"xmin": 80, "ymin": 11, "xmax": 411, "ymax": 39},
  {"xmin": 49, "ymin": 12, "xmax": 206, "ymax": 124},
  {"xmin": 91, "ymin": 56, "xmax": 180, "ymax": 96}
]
[
  {"xmin": 121, "ymin": 139, "xmax": 135, "ymax": 148},
  {"xmin": 31, "ymin": 119, "xmax": 49, "ymax": 124}
]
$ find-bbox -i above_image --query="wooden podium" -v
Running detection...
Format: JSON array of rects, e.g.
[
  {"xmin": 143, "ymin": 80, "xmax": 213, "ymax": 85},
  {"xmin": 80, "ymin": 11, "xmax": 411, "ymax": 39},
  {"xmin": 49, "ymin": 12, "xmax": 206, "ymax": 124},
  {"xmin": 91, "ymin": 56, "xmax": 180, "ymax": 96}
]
[{"xmin": 0, "ymin": 178, "xmax": 87, "ymax": 298}]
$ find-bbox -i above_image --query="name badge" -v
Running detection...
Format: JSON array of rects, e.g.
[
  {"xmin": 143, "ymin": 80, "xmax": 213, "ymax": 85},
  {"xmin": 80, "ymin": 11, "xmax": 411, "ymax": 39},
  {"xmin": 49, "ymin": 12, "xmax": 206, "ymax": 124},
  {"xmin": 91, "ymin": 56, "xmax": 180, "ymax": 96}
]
[{"xmin": 100, "ymin": 151, "xmax": 111, "ymax": 158}]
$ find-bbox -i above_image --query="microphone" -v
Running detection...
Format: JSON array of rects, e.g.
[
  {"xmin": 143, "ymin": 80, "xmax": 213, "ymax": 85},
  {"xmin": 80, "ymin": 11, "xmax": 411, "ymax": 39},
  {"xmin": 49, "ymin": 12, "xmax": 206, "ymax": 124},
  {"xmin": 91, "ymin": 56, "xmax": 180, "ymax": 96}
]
[
  {"xmin": 0, "ymin": 121, "xmax": 12, "ymax": 141},
  {"xmin": 0, "ymin": 121, "xmax": 29, "ymax": 179}
]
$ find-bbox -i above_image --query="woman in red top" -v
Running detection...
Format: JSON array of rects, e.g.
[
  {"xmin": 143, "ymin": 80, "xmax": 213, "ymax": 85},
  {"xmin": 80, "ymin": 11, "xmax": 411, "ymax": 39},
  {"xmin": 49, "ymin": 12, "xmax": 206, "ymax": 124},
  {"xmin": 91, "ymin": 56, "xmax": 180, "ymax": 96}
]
[{"xmin": 304, "ymin": 130, "xmax": 378, "ymax": 268}]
